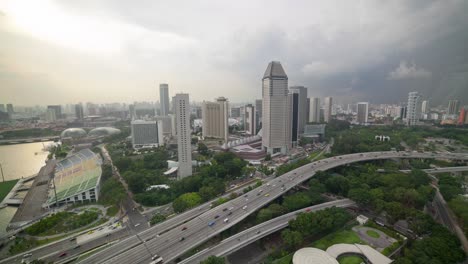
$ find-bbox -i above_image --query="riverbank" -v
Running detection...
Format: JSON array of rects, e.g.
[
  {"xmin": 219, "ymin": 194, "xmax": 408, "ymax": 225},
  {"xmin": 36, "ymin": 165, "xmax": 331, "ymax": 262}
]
[{"xmin": 0, "ymin": 180, "xmax": 19, "ymax": 203}]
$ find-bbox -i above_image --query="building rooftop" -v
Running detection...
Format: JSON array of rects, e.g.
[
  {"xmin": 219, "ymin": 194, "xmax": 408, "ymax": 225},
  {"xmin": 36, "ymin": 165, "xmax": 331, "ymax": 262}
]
[
  {"xmin": 293, "ymin": 248, "xmax": 339, "ymax": 264},
  {"xmin": 263, "ymin": 61, "xmax": 288, "ymax": 79},
  {"xmin": 47, "ymin": 149, "xmax": 102, "ymax": 205}
]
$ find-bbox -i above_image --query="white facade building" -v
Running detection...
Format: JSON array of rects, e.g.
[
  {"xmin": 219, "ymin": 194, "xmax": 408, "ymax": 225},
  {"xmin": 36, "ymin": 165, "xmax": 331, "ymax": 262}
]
[
  {"xmin": 202, "ymin": 97, "xmax": 229, "ymax": 143},
  {"xmin": 309, "ymin": 97, "xmax": 321, "ymax": 123},
  {"xmin": 406, "ymin": 92, "xmax": 421, "ymax": 126},
  {"xmin": 159, "ymin": 84, "xmax": 170, "ymax": 116},
  {"xmin": 262, "ymin": 61, "xmax": 291, "ymax": 155},
  {"xmin": 421, "ymin": 100, "xmax": 429, "ymax": 114},
  {"xmin": 357, "ymin": 102, "xmax": 369, "ymax": 124},
  {"xmin": 324, "ymin": 97, "xmax": 333, "ymax": 123},
  {"xmin": 244, "ymin": 104, "xmax": 256, "ymax": 135},
  {"xmin": 175, "ymin": 93, "xmax": 192, "ymax": 178},
  {"xmin": 155, "ymin": 115, "xmax": 172, "ymax": 135},
  {"xmin": 131, "ymin": 120, "xmax": 164, "ymax": 149}
]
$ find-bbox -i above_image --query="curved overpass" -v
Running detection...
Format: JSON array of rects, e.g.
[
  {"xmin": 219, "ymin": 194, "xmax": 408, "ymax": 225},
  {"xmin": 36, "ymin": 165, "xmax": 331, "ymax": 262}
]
[
  {"xmin": 180, "ymin": 199, "xmax": 356, "ymax": 263},
  {"xmin": 84, "ymin": 151, "xmax": 468, "ymax": 264}
]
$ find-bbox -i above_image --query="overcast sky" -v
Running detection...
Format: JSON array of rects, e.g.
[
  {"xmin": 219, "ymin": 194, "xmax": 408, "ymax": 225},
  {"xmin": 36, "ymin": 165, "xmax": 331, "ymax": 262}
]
[{"xmin": 1, "ymin": 0, "xmax": 467, "ymax": 106}]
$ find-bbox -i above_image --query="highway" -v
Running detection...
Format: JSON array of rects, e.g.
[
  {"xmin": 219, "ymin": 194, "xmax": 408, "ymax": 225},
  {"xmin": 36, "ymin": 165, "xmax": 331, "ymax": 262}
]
[
  {"xmin": 83, "ymin": 151, "xmax": 468, "ymax": 264},
  {"xmin": 180, "ymin": 199, "xmax": 355, "ymax": 264}
]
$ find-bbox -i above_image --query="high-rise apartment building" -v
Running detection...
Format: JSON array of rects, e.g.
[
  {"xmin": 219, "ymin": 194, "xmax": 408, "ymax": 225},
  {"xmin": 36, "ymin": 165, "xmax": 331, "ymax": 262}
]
[
  {"xmin": 47, "ymin": 105, "xmax": 62, "ymax": 119},
  {"xmin": 75, "ymin": 104, "xmax": 84, "ymax": 120},
  {"xmin": 421, "ymin": 100, "xmax": 429, "ymax": 114},
  {"xmin": 447, "ymin": 100, "xmax": 460, "ymax": 115},
  {"xmin": 309, "ymin": 97, "xmax": 321, "ymax": 123},
  {"xmin": 262, "ymin": 61, "xmax": 291, "ymax": 155},
  {"xmin": 159, "ymin": 84, "xmax": 170, "ymax": 116},
  {"xmin": 131, "ymin": 120, "xmax": 164, "ymax": 149},
  {"xmin": 7, "ymin": 104, "xmax": 14, "ymax": 114},
  {"xmin": 289, "ymin": 86, "xmax": 308, "ymax": 134},
  {"xmin": 357, "ymin": 102, "xmax": 369, "ymax": 124},
  {"xmin": 244, "ymin": 104, "xmax": 256, "ymax": 135},
  {"xmin": 155, "ymin": 115, "xmax": 173, "ymax": 135},
  {"xmin": 457, "ymin": 108, "xmax": 466, "ymax": 125},
  {"xmin": 406, "ymin": 92, "xmax": 421, "ymax": 126},
  {"xmin": 324, "ymin": 97, "xmax": 333, "ymax": 123},
  {"xmin": 202, "ymin": 97, "xmax": 229, "ymax": 143},
  {"xmin": 175, "ymin": 93, "xmax": 192, "ymax": 178}
]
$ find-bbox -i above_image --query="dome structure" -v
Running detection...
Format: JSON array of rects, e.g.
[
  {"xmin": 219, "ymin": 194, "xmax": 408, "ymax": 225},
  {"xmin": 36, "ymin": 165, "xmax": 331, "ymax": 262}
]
[
  {"xmin": 293, "ymin": 248, "xmax": 339, "ymax": 264},
  {"xmin": 88, "ymin": 127, "xmax": 121, "ymax": 137},
  {"xmin": 61, "ymin": 128, "xmax": 87, "ymax": 139}
]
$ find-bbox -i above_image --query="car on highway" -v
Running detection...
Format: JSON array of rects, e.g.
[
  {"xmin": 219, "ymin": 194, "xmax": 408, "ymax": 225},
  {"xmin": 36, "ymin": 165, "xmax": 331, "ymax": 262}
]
[
  {"xmin": 264, "ymin": 193, "xmax": 270, "ymax": 197},
  {"xmin": 228, "ymin": 211, "xmax": 233, "ymax": 216},
  {"xmin": 151, "ymin": 255, "xmax": 164, "ymax": 264},
  {"xmin": 222, "ymin": 208, "xmax": 228, "ymax": 211},
  {"xmin": 224, "ymin": 218, "xmax": 229, "ymax": 223},
  {"xmin": 214, "ymin": 215, "xmax": 220, "ymax": 219},
  {"xmin": 256, "ymin": 230, "xmax": 261, "ymax": 234},
  {"xmin": 59, "ymin": 252, "xmax": 67, "ymax": 258},
  {"xmin": 180, "ymin": 237, "xmax": 185, "ymax": 241},
  {"xmin": 242, "ymin": 205, "xmax": 247, "ymax": 210},
  {"xmin": 182, "ymin": 226, "xmax": 187, "ymax": 231},
  {"xmin": 208, "ymin": 221, "xmax": 215, "ymax": 227},
  {"xmin": 22, "ymin": 253, "xmax": 32, "ymax": 258},
  {"xmin": 244, "ymin": 194, "xmax": 248, "ymax": 198},
  {"xmin": 74, "ymin": 245, "xmax": 81, "ymax": 249},
  {"xmin": 229, "ymin": 207, "xmax": 234, "ymax": 210},
  {"xmin": 305, "ymin": 208, "xmax": 311, "ymax": 212},
  {"xmin": 87, "ymin": 230, "xmax": 94, "ymax": 235},
  {"xmin": 134, "ymin": 223, "xmax": 141, "ymax": 227}
]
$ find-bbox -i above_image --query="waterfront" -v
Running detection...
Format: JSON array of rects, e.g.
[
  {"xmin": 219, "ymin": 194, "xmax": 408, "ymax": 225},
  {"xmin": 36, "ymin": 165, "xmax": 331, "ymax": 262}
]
[
  {"xmin": 0, "ymin": 142, "xmax": 52, "ymax": 181},
  {"xmin": 0, "ymin": 142, "xmax": 52, "ymax": 235}
]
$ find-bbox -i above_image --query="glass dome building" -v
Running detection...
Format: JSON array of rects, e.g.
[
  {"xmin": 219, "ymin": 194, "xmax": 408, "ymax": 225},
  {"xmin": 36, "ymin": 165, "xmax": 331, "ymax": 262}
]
[
  {"xmin": 60, "ymin": 128, "xmax": 87, "ymax": 138},
  {"xmin": 88, "ymin": 127, "xmax": 121, "ymax": 137}
]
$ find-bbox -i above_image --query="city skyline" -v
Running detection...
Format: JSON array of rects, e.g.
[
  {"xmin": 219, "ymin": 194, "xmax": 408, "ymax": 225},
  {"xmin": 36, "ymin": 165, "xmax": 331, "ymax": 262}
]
[{"xmin": 1, "ymin": 1, "xmax": 468, "ymax": 105}]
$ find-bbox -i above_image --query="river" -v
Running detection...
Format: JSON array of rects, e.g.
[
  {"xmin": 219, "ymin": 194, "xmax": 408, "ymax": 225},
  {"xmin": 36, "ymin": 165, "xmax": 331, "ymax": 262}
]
[{"xmin": 0, "ymin": 141, "xmax": 52, "ymax": 235}]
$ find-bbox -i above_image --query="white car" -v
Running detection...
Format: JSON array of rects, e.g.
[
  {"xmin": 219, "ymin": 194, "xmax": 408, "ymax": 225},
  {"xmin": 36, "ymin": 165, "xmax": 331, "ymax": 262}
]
[
  {"xmin": 224, "ymin": 218, "xmax": 229, "ymax": 223},
  {"xmin": 242, "ymin": 205, "xmax": 247, "ymax": 210}
]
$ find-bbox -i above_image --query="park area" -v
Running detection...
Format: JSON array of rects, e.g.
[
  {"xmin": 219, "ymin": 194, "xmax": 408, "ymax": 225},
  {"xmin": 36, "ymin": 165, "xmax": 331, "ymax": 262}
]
[{"xmin": 0, "ymin": 179, "xmax": 18, "ymax": 202}]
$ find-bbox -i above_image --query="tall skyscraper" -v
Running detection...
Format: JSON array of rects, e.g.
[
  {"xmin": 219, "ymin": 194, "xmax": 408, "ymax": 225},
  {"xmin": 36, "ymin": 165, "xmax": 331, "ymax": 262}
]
[
  {"xmin": 421, "ymin": 100, "xmax": 429, "ymax": 114},
  {"xmin": 309, "ymin": 97, "xmax": 321, "ymax": 123},
  {"xmin": 447, "ymin": 100, "xmax": 460, "ymax": 115},
  {"xmin": 175, "ymin": 93, "xmax": 192, "ymax": 178},
  {"xmin": 75, "ymin": 104, "xmax": 84, "ymax": 120},
  {"xmin": 131, "ymin": 120, "xmax": 164, "ymax": 149},
  {"xmin": 244, "ymin": 104, "xmax": 256, "ymax": 135},
  {"xmin": 159, "ymin": 84, "xmax": 170, "ymax": 116},
  {"xmin": 324, "ymin": 97, "xmax": 333, "ymax": 123},
  {"xmin": 202, "ymin": 97, "xmax": 229, "ymax": 143},
  {"xmin": 289, "ymin": 86, "xmax": 308, "ymax": 134},
  {"xmin": 457, "ymin": 107, "xmax": 466, "ymax": 125},
  {"xmin": 6, "ymin": 104, "xmax": 14, "ymax": 114},
  {"xmin": 357, "ymin": 102, "xmax": 369, "ymax": 124},
  {"xmin": 47, "ymin": 105, "xmax": 62, "ymax": 119},
  {"xmin": 262, "ymin": 61, "xmax": 291, "ymax": 155},
  {"xmin": 0, "ymin": 104, "xmax": 5, "ymax": 112},
  {"xmin": 406, "ymin": 92, "xmax": 421, "ymax": 126}
]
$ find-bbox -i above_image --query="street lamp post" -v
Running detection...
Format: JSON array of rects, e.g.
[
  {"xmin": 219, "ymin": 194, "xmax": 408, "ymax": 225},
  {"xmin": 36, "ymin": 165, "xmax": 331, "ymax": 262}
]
[{"xmin": 0, "ymin": 163, "xmax": 4, "ymax": 182}]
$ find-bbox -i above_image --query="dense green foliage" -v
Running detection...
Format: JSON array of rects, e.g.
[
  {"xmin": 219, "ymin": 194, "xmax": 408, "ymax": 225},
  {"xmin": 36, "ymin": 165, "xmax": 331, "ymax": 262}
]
[
  {"xmin": 0, "ymin": 179, "xmax": 18, "ymax": 201},
  {"xmin": 48, "ymin": 144, "xmax": 70, "ymax": 159},
  {"xmin": 328, "ymin": 122, "xmax": 468, "ymax": 155},
  {"xmin": 448, "ymin": 196, "xmax": 468, "ymax": 237},
  {"xmin": 0, "ymin": 128, "xmax": 59, "ymax": 139},
  {"xmin": 172, "ymin": 192, "xmax": 202, "ymax": 213},
  {"xmin": 9, "ymin": 237, "xmax": 39, "ymax": 255},
  {"xmin": 200, "ymin": 256, "xmax": 225, "ymax": 264},
  {"xmin": 100, "ymin": 175, "xmax": 126, "ymax": 207},
  {"xmin": 438, "ymin": 174, "xmax": 463, "ymax": 201},
  {"xmin": 256, "ymin": 204, "xmax": 288, "ymax": 224},
  {"xmin": 25, "ymin": 210, "xmax": 99, "ymax": 236},
  {"xmin": 149, "ymin": 214, "xmax": 166, "ymax": 226},
  {"xmin": 280, "ymin": 229, "xmax": 303, "ymax": 249},
  {"xmin": 289, "ymin": 207, "xmax": 352, "ymax": 237}
]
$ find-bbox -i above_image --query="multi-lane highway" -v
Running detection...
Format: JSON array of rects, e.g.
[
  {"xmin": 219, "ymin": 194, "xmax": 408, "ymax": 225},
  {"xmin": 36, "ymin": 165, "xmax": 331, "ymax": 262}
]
[
  {"xmin": 83, "ymin": 151, "xmax": 468, "ymax": 264},
  {"xmin": 180, "ymin": 199, "xmax": 356, "ymax": 263}
]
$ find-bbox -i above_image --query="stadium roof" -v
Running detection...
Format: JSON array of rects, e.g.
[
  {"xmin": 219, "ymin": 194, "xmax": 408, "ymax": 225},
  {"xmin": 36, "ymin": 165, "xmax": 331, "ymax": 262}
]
[
  {"xmin": 47, "ymin": 149, "xmax": 102, "ymax": 205},
  {"xmin": 293, "ymin": 248, "xmax": 339, "ymax": 264}
]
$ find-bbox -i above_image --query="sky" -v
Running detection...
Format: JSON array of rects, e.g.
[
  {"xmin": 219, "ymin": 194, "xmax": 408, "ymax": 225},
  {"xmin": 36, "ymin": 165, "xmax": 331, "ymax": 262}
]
[{"xmin": 1, "ymin": 0, "xmax": 467, "ymax": 106}]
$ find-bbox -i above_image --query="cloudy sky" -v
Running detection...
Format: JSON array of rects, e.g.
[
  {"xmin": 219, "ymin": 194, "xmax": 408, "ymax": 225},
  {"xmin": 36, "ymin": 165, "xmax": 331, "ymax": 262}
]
[{"xmin": 1, "ymin": 0, "xmax": 467, "ymax": 106}]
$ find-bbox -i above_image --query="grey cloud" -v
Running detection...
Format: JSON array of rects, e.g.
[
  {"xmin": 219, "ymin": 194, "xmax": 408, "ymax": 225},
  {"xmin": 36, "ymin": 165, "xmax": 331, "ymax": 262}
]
[{"xmin": 387, "ymin": 61, "xmax": 432, "ymax": 80}]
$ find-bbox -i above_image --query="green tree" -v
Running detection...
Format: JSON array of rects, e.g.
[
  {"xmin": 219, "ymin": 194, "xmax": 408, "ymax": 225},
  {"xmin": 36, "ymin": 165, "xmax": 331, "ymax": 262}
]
[
  {"xmin": 150, "ymin": 214, "xmax": 166, "ymax": 226},
  {"xmin": 281, "ymin": 229, "xmax": 303, "ymax": 249},
  {"xmin": 200, "ymin": 256, "xmax": 225, "ymax": 264},
  {"xmin": 283, "ymin": 192, "xmax": 312, "ymax": 211},
  {"xmin": 172, "ymin": 192, "xmax": 202, "ymax": 213},
  {"xmin": 198, "ymin": 142, "xmax": 210, "ymax": 156}
]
